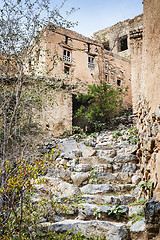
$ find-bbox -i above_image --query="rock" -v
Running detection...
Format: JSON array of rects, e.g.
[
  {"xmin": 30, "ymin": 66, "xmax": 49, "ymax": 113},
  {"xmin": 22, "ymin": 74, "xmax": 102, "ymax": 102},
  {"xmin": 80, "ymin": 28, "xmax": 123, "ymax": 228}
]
[
  {"xmin": 74, "ymin": 164, "xmax": 92, "ymax": 172},
  {"xmin": 79, "ymin": 156, "xmax": 99, "ymax": 165},
  {"xmin": 59, "ymin": 170, "xmax": 71, "ymax": 182},
  {"xmin": 82, "ymin": 194, "xmax": 112, "ymax": 204},
  {"xmin": 97, "ymin": 149, "xmax": 117, "ymax": 158},
  {"xmin": 60, "ymin": 152, "xmax": 76, "ymax": 160},
  {"xmin": 59, "ymin": 139, "xmax": 78, "ymax": 155},
  {"xmin": 82, "ymin": 148, "xmax": 96, "ymax": 158},
  {"xmin": 48, "ymin": 220, "xmax": 128, "ymax": 240},
  {"xmin": 129, "ymin": 206, "xmax": 144, "ymax": 217},
  {"xmin": 71, "ymin": 172, "xmax": 89, "ymax": 186},
  {"xmin": 143, "ymin": 137, "xmax": 155, "ymax": 152},
  {"xmin": 57, "ymin": 182, "xmax": 80, "ymax": 198},
  {"xmin": 130, "ymin": 218, "xmax": 146, "ymax": 239},
  {"xmin": 119, "ymin": 194, "xmax": 136, "ymax": 205},
  {"xmin": 96, "ymin": 172, "xmax": 117, "ymax": 184},
  {"xmin": 113, "ymin": 163, "xmax": 122, "ymax": 172},
  {"xmin": 114, "ymin": 154, "xmax": 138, "ymax": 163},
  {"xmin": 114, "ymin": 184, "xmax": 136, "ymax": 192},
  {"xmin": 78, "ymin": 203, "xmax": 128, "ymax": 220},
  {"xmin": 94, "ymin": 164, "xmax": 113, "ymax": 173},
  {"xmin": 95, "ymin": 143, "xmax": 114, "ymax": 150},
  {"xmin": 122, "ymin": 163, "xmax": 137, "ymax": 173},
  {"xmin": 81, "ymin": 184, "xmax": 112, "ymax": 194},
  {"xmin": 132, "ymin": 175, "xmax": 141, "ymax": 185}
]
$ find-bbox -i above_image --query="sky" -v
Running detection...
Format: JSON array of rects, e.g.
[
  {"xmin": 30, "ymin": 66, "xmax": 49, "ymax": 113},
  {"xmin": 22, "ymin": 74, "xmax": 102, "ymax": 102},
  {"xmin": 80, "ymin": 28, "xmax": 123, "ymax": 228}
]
[{"xmin": 52, "ymin": 0, "xmax": 143, "ymax": 38}]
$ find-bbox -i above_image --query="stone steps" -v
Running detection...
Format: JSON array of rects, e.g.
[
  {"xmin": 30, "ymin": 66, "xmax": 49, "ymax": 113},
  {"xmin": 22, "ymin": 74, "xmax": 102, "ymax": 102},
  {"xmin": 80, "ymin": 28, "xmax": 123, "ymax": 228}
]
[
  {"xmin": 40, "ymin": 219, "xmax": 129, "ymax": 240},
  {"xmin": 35, "ymin": 129, "xmax": 146, "ymax": 239}
]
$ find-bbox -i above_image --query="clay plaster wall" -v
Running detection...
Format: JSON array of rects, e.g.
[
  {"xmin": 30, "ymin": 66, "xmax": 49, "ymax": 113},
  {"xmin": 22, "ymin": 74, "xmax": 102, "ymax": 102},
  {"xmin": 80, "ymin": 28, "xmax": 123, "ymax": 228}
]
[
  {"xmin": 32, "ymin": 27, "xmax": 104, "ymax": 93},
  {"xmin": 36, "ymin": 90, "xmax": 72, "ymax": 135},
  {"xmin": 93, "ymin": 14, "xmax": 143, "ymax": 58}
]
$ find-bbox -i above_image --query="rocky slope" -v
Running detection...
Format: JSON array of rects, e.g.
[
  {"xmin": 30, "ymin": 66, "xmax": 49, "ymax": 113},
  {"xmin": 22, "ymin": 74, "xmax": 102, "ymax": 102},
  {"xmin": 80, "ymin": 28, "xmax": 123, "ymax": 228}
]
[{"xmin": 33, "ymin": 128, "xmax": 148, "ymax": 239}]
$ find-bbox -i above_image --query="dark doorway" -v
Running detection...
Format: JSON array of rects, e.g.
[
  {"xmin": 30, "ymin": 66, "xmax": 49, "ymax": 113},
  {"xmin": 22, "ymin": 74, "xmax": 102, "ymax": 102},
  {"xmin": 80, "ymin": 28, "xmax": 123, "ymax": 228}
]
[{"xmin": 72, "ymin": 94, "xmax": 88, "ymax": 129}]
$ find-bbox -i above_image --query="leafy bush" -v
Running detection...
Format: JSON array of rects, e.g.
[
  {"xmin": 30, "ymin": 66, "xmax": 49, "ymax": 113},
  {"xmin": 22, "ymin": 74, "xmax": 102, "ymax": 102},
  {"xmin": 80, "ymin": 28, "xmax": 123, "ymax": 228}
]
[{"xmin": 74, "ymin": 83, "xmax": 124, "ymax": 132}]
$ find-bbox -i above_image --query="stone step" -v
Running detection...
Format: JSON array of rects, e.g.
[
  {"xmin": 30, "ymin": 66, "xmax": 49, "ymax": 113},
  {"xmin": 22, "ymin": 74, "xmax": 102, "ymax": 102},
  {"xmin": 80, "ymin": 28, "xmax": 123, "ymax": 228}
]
[
  {"xmin": 80, "ymin": 183, "xmax": 113, "ymax": 195},
  {"xmin": 41, "ymin": 219, "xmax": 129, "ymax": 240},
  {"xmin": 78, "ymin": 203, "xmax": 129, "ymax": 221},
  {"xmin": 79, "ymin": 156, "xmax": 114, "ymax": 165},
  {"xmin": 81, "ymin": 194, "xmax": 136, "ymax": 206}
]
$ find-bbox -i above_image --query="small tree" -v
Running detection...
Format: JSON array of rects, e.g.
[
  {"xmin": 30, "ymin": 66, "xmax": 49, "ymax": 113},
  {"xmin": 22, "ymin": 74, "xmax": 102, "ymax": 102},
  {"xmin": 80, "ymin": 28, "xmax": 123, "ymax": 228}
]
[
  {"xmin": 74, "ymin": 83, "xmax": 124, "ymax": 132},
  {"xmin": 0, "ymin": 0, "xmax": 77, "ymax": 236}
]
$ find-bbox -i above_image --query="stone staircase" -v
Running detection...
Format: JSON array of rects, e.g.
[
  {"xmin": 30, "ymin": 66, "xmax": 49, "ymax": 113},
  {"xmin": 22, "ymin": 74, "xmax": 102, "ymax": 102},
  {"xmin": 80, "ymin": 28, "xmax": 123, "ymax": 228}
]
[{"xmin": 34, "ymin": 129, "xmax": 147, "ymax": 239}]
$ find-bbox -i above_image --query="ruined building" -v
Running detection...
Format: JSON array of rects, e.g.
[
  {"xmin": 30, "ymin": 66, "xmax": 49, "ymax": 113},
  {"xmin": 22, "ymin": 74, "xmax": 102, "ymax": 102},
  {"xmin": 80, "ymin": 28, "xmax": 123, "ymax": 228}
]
[
  {"xmin": 93, "ymin": 14, "xmax": 143, "ymax": 58},
  {"xmin": 27, "ymin": 25, "xmax": 132, "ymax": 135}
]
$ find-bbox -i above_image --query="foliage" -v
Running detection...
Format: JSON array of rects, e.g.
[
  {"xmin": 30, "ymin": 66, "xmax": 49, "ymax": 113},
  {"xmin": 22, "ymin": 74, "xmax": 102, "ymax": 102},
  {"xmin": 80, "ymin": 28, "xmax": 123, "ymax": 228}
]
[
  {"xmin": 0, "ymin": 0, "xmax": 78, "ymax": 239},
  {"xmin": 75, "ymin": 83, "xmax": 124, "ymax": 132},
  {"xmin": 107, "ymin": 205, "xmax": 127, "ymax": 221},
  {"xmin": 112, "ymin": 127, "xmax": 138, "ymax": 145},
  {"xmin": 0, "ymin": 157, "xmax": 48, "ymax": 239},
  {"xmin": 89, "ymin": 169, "xmax": 98, "ymax": 184}
]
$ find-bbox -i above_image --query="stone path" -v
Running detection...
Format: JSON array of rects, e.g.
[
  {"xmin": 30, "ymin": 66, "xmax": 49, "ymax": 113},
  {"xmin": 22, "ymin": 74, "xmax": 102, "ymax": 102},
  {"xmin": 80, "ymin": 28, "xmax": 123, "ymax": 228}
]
[{"xmin": 34, "ymin": 129, "xmax": 147, "ymax": 239}]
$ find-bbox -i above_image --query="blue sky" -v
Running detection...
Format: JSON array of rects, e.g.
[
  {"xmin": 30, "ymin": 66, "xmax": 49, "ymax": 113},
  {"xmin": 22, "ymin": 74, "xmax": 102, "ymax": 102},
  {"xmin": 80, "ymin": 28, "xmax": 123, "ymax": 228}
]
[{"xmin": 52, "ymin": 0, "xmax": 143, "ymax": 37}]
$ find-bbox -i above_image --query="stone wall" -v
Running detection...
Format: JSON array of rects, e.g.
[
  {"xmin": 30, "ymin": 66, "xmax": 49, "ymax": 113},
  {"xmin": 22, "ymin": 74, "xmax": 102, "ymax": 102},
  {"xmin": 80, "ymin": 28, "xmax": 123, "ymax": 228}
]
[
  {"xmin": 129, "ymin": 0, "xmax": 160, "ymax": 210},
  {"xmin": 130, "ymin": 29, "xmax": 143, "ymax": 114}
]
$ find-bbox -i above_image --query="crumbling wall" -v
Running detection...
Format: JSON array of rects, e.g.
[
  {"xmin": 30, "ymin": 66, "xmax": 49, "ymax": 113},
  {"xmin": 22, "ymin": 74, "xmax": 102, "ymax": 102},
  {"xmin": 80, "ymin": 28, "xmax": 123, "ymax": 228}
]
[
  {"xmin": 136, "ymin": 0, "xmax": 160, "ymax": 199},
  {"xmin": 33, "ymin": 89, "xmax": 72, "ymax": 136},
  {"xmin": 93, "ymin": 14, "xmax": 143, "ymax": 58}
]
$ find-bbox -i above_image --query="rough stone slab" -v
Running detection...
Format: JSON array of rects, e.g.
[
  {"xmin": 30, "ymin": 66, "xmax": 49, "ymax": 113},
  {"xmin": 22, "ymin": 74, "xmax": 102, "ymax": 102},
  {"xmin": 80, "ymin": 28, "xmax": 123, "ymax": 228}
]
[
  {"xmin": 71, "ymin": 172, "xmax": 89, "ymax": 186},
  {"xmin": 78, "ymin": 203, "xmax": 128, "ymax": 220},
  {"xmin": 130, "ymin": 218, "xmax": 147, "ymax": 240},
  {"xmin": 56, "ymin": 182, "xmax": 80, "ymax": 198},
  {"xmin": 97, "ymin": 149, "xmax": 117, "ymax": 158},
  {"xmin": 80, "ymin": 184, "xmax": 112, "ymax": 194},
  {"xmin": 119, "ymin": 194, "xmax": 136, "ymax": 205},
  {"xmin": 114, "ymin": 154, "xmax": 138, "ymax": 163},
  {"xmin": 79, "ymin": 156, "xmax": 99, "ymax": 165},
  {"xmin": 94, "ymin": 164, "xmax": 113, "ymax": 173},
  {"xmin": 74, "ymin": 164, "xmax": 92, "ymax": 172},
  {"xmin": 48, "ymin": 219, "xmax": 128, "ymax": 240},
  {"xmin": 114, "ymin": 184, "xmax": 136, "ymax": 193},
  {"xmin": 95, "ymin": 143, "xmax": 114, "ymax": 150},
  {"xmin": 59, "ymin": 139, "xmax": 79, "ymax": 154}
]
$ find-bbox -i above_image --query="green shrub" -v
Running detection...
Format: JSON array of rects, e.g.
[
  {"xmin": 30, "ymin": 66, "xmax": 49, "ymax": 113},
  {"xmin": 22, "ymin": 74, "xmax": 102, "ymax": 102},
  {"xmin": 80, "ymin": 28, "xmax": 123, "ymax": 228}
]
[{"xmin": 74, "ymin": 83, "xmax": 124, "ymax": 132}]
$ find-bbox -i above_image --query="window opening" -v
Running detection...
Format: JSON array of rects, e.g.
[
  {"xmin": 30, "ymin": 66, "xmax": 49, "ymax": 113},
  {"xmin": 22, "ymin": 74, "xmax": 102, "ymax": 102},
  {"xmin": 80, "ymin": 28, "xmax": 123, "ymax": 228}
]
[
  {"xmin": 64, "ymin": 65, "xmax": 70, "ymax": 74},
  {"xmin": 119, "ymin": 36, "xmax": 128, "ymax": 52},
  {"xmin": 65, "ymin": 36, "xmax": 68, "ymax": 44},
  {"xmin": 105, "ymin": 74, "xmax": 108, "ymax": 82},
  {"xmin": 63, "ymin": 49, "xmax": 71, "ymax": 62},
  {"xmin": 87, "ymin": 43, "xmax": 91, "ymax": 52},
  {"xmin": 117, "ymin": 79, "xmax": 121, "ymax": 86},
  {"xmin": 88, "ymin": 56, "xmax": 95, "ymax": 69}
]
